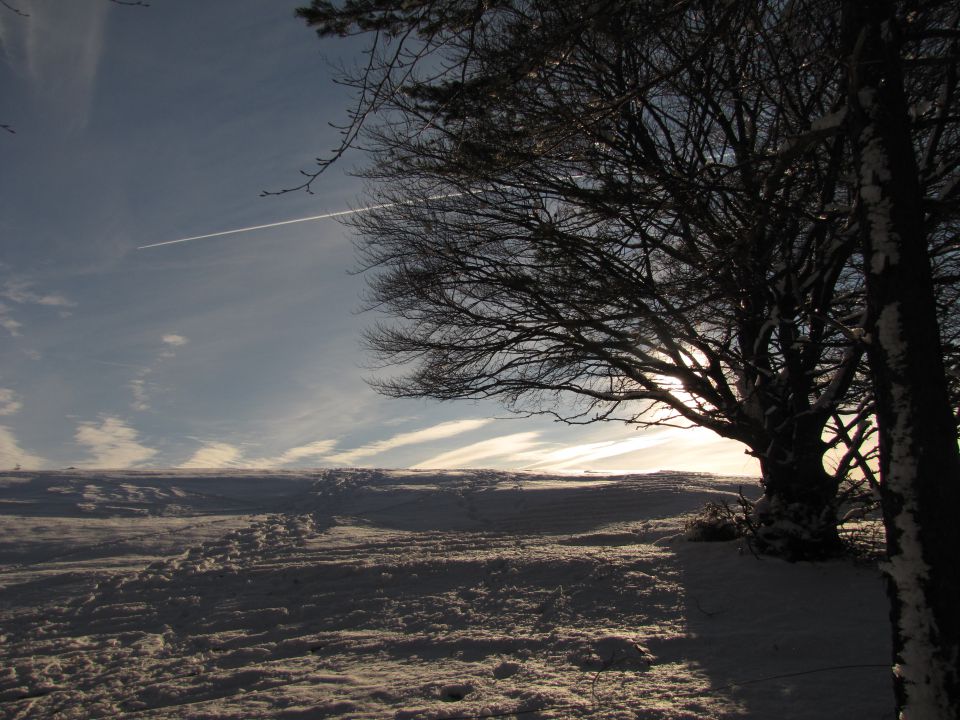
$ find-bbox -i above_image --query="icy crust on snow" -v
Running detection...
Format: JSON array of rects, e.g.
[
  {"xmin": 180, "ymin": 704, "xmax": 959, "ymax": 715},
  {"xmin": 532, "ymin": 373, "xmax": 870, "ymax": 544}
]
[{"xmin": 0, "ymin": 469, "xmax": 890, "ymax": 719}]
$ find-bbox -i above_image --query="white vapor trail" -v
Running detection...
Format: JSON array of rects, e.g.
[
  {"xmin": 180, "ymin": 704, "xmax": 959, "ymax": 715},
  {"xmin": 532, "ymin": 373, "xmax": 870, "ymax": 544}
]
[
  {"xmin": 138, "ymin": 176, "xmax": 586, "ymax": 251},
  {"xmin": 137, "ymin": 193, "xmax": 464, "ymax": 250},
  {"xmin": 137, "ymin": 204, "xmax": 393, "ymax": 250}
]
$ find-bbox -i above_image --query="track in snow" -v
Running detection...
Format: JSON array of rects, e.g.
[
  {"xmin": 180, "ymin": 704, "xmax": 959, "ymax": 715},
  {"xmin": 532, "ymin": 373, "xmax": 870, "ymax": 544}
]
[{"xmin": 0, "ymin": 469, "xmax": 891, "ymax": 719}]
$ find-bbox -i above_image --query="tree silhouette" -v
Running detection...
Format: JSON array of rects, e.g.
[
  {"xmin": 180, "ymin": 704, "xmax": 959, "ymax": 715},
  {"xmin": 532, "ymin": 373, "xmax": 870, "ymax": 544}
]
[
  {"xmin": 299, "ymin": 0, "xmax": 874, "ymax": 558},
  {"xmin": 296, "ymin": 7, "xmax": 960, "ymax": 708}
]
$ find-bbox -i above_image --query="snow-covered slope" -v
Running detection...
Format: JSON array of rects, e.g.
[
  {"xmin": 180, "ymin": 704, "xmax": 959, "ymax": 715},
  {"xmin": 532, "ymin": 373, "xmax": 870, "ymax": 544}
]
[{"xmin": 0, "ymin": 469, "xmax": 891, "ymax": 719}]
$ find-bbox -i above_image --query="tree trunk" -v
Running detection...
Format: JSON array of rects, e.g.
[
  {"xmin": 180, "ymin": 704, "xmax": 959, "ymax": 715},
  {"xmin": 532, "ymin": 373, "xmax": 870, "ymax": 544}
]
[
  {"xmin": 844, "ymin": 2, "xmax": 960, "ymax": 717},
  {"xmin": 753, "ymin": 433, "xmax": 842, "ymax": 561}
]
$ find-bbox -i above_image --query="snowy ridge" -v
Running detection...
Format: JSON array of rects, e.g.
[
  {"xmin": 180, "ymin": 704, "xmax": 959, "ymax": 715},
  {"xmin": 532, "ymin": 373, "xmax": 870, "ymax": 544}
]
[{"xmin": 1, "ymin": 470, "xmax": 890, "ymax": 718}]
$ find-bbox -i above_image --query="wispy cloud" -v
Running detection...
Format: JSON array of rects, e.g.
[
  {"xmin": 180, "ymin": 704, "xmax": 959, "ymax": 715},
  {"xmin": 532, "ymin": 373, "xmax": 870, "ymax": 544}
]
[
  {"xmin": 129, "ymin": 333, "xmax": 190, "ymax": 411},
  {"xmin": 412, "ymin": 431, "xmax": 545, "ymax": 469},
  {"xmin": 524, "ymin": 433, "xmax": 674, "ymax": 472},
  {"xmin": 158, "ymin": 333, "xmax": 188, "ymax": 360},
  {"xmin": 516, "ymin": 427, "xmax": 758, "ymax": 475},
  {"xmin": 0, "ymin": 303, "xmax": 22, "ymax": 336},
  {"xmin": 74, "ymin": 416, "xmax": 157, "ymax": 468},
  {"xmin": 0, "ymin": 273, "xmax": 76, "ymax": 336},
  {"xmin": 179, "ymin": 438, "xmax": 338, "ymax": 469},
  {"xmin": 0, "ymin": 388, "xmax": 23, "ymax": 416},
  {"xmin": 162, "ymin": 334, "xmax": 189, "ymax": 347},
  {"xmin": 129, "ymin": 378, "xmax": 150, "ymax": 412},
  {"xmin": 408, "ymin": 425, "xmax": 757, "ymax": 475},
  {"xmin": 179, "ymin": 441, "xmax": 245, "ymax": 469},
  {"xmin": 0, "ymin": 426, "xmax": 47, "ymax": 469},
  {"xmin": 1, "ymin": 279, "xmax": 75, "ymax": 308},
  {"xmin": 326, "ymin": 419, "xmax": 493, "ymax": 465},
  {"xmin": 624, "ymin": 427, "xmax": 758, "ymax": 476},
  {"xmin": 2, "ymin": 0, "xmax": 111, "ymax": 130},
  {"xmin": 253, "ymin": 439, "xmax": 338, "ymax": 467}
]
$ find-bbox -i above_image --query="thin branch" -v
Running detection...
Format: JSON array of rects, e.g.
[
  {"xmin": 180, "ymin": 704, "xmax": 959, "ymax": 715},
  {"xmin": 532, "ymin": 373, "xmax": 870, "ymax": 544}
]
[{"xmin": 0, "ymin": 0, "xmax": 28, "ymax": 17}]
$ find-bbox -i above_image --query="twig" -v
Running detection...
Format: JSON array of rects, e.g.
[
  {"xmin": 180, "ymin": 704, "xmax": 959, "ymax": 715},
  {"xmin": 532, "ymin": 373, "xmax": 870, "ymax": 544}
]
[
  {"xmin": 692, "ymin": 595, "xmax": 723, "ymax": 618},
  {"xmin": 0, "ymin": 0, "xmax": 28, "ymax": 17},
  {"xmin": 590, "ymin": 653, "xmax": 627, "ymax": 704},
  {"xmin": 0, "ymin": 0, "xmax": 146, "ymax": 19}
]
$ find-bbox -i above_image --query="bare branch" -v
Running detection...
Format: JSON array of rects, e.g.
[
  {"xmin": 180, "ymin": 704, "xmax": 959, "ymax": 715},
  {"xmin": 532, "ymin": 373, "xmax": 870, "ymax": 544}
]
[{"xmin": 0, "ymin": 0, "xmax": 28, "ymax": 17}]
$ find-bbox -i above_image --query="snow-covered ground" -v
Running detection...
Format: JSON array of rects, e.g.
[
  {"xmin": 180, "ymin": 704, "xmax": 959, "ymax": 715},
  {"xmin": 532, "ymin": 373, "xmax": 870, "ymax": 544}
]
[{"xmin": 0, "ymin": 469, "xmax": 891, "ymax": 719}]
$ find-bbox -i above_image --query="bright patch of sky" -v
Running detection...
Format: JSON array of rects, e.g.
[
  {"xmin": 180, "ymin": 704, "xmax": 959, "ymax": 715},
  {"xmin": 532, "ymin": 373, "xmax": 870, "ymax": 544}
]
[{"xmin": 0, "ymin": 0, "xmax": 759, "ymax": 477}]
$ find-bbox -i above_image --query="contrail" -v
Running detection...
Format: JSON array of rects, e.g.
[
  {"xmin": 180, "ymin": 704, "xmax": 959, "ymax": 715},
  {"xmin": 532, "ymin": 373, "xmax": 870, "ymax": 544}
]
[
  {"xmin": 136, "ymin": 203, "xmax": 396, "ymax": 250},
  {"xmin": 138, "ymin": 178, "xmax": 584, "ymax": 251},
  {"xmin": 137, "ymin": 192, "xmax": 466, "ymax": 250}
]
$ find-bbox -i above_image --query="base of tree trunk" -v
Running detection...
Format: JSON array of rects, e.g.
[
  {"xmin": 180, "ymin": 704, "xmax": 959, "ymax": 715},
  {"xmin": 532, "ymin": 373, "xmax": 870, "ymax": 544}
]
[{"xmin": 751, "ymin": 491, "xmax": 843, "ymax": 561}]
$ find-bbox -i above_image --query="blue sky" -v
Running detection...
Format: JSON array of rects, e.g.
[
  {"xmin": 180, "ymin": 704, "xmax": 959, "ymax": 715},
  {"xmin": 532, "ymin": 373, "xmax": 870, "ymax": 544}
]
[{"xmin": 0, "ymin": 0, "xmax": 759, "ymax": 475}]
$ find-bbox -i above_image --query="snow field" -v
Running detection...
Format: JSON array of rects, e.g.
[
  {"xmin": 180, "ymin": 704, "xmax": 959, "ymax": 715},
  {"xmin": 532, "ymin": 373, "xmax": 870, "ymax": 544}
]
[{"xmin": 0, "ymin": 469, "xmax": 892, "ymax": 718}]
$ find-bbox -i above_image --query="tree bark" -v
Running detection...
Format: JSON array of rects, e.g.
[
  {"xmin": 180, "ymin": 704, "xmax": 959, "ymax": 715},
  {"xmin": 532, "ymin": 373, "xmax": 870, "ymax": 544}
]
[{"xmin": 844, "ymin": 2, "xmax": 960, "ymax": 717}]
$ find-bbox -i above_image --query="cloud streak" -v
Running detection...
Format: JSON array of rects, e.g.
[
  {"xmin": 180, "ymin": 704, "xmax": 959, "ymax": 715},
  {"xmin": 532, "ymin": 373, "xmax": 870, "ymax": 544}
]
[
  {"xmin": 326, "ymin": 418, "xmax": 492, "ymax": 465},
  {"xmin": 179, "ymin": 441, "xmax": 245, "ymax": 469},
  {"xmin": 524, "ymin": 427, "xmax": 759, "ymax": 475},
  {"xmin": 412, "ymin": 431, "xmax": 545, "ymax": 469},
  {"xmin": 179, "ymin": 438, "xmax": 338, "ymax": 469},
  {"xmin": 524, "ymin": 434, "xmax": 674, "ymax": 472},
  {"xmin": 257, "ymin": 439, "xmax": 338, "ymax": 466}
]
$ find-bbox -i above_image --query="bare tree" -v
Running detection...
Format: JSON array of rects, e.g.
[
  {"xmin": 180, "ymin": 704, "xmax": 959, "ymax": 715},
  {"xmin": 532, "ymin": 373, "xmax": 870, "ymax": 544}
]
[
  {"xmin": 300, "ymin": 0, "xmax": 867, "ymax": 558},
  {"xmin": 298, "ymin": 0, "xmax": 960, "ymax": 714}
]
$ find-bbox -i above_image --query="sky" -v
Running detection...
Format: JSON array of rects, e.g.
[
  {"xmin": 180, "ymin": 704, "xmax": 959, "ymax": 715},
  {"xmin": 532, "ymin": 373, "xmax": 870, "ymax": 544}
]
[{"xmin": 0, "ymin": 0, "xmax": 760, "ymax": 475}]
